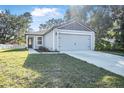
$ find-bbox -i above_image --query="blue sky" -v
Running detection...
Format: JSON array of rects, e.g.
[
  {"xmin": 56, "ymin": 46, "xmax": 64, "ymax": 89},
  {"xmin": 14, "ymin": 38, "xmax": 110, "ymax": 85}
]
[{"xmin": 0, "ymin": 5, "xmax": 69, "ymax": 31}]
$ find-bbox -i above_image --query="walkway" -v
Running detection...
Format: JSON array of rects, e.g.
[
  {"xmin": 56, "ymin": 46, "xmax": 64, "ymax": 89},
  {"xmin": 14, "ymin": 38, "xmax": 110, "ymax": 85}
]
[{"xmin": 28, "ymin": 48, "xmax": 39, "ymax": 54}]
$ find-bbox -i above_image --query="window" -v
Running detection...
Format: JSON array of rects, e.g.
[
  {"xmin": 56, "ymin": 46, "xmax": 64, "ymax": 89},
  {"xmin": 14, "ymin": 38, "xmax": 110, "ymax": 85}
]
[{"xmin": 37, "ymin": 37, "xmax": 42, "ymax": 45}]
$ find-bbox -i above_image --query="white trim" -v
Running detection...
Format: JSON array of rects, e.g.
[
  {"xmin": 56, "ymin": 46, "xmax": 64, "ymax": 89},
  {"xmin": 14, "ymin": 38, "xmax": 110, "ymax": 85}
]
[
  {"xmin": 56, "ymin": 32, "xmax": 60, "ymax": 51},
  {"xmin": 33, "ymin": 36, "xmax": 35, "ymax": 49},
  {"xmin": 77, "ymin": 22, "xmax": 93, "ymax": 31},
  {"xmin": 26, "ymin": 35, "xmax": 28, "ymax": 48},
  {"xmin": 27, "ymin": 35, "xmax": 34, "ymax": 49},
  {"xmin": 56, "ymin": 20, "xmax": 94, "ymax": 31},
  {"xmin": 57, "ymin": 32, "xmax": 60, "ymax": 51},
  {"xmin": 56, "ymin": 32, "xmax": 59, "ymax": 51},
  {"xmin": 92, "ymin": 32, "xmax": 95, "ymax": 50},
  {"xmin": 53, "ymin": 30, "xmax": 55, "ymax": 50},
  {"xmin": 90, "ymin": 35, "xmax": 92, "ymax": 50},
  {"xmin": 58, "ymin": 31, "xmax": 93, "ymax": 35},
  {"xmin": 57, "ymin": 30, "xmax": 95, "ymax": 51},
  {"xmin": 57, "ymin": 29, "xmax": 94, "ymax": 33},
  {"xmin": 56, "ymin": 20, "xmax": 76, "ymax": 28},
  {"xmin": 36, "ymin": 36, "xmax": 43, "ymax": 46}
]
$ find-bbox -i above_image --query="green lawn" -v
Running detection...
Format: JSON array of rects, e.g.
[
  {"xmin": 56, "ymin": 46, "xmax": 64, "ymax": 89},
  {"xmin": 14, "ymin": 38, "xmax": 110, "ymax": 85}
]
[{"xmin": 0, "ymin": 49, "xmax": 124, "ymax": 88}]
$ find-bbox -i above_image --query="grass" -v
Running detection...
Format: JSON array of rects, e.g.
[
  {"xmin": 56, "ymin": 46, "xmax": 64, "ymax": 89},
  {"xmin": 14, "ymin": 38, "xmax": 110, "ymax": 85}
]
[{"xmin": 0, "ymin": 49, "xmax": 124, "ymax": 88}]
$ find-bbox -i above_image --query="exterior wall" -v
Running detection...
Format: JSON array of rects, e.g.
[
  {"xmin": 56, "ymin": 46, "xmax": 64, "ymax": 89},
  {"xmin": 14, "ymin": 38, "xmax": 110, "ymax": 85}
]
[
  {"xmin": 54, "ymin": 29, "xmax": 95, "ymax": 51},
  {"xmin": 25, "ymin": 35, "xmax": 28, "ymax": 48},
  {"xmin": 91, "ymin": 31, "xmax": 95, "ymax": 50},
  {"xmin": 34, "ymin": 36, "xmax": 43, "ymax": 49},
  {"xmin": 43, "ymin": 30, "xmax": 54, "ymax": 51},
  {"xmin": 33, "ymin": 36, "xmax": 36, "ymax": 49},
  {"xmin": 26, "ymin": 35, "xmax": 43, "ymax": 49},
  {"xmin": 53, "ymin": 29, "xmax": 58, "ymax": 51},
  {"xmin": 26, "ymin": 29, "xmax": 95, "ymax": 51}
]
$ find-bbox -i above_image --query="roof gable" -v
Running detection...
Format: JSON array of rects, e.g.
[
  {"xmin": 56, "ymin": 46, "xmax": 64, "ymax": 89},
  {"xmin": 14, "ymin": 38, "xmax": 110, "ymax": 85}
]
[
  {"xmin": 57, "ymin": 20, "xmax": 93, "ymax": 31},
  {"xmin": 26, "ymin": 19, "xmax": 94, "ymax": 35}
]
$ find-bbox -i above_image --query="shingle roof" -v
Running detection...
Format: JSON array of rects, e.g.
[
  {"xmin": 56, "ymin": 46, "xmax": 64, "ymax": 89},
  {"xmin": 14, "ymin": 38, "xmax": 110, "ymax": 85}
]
[
  {"xmin": 25, "ymin": 19, "xmax": 94, "ymax": 35},
  {"xmin": 25, "ymin": 30, "xmax": 47, "ymax": 35},
  {"xmin": 57, "ymin": 21, "xmax": 93, "ymax": 31}
]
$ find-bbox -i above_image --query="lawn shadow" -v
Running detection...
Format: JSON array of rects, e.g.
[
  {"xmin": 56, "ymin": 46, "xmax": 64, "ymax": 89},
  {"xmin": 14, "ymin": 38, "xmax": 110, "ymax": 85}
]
[
  {"xmin": 0, "ymin": 48, "xmax": 27, "ymax": 53},
  {"xmin": 23, "ymin": 54, "xmax": 66, "ymax": 88},
  {"xmin": 23, "ymin": 54, "xmax": 124, "ymax": 88},
  {"xmin": 24, "ymin": 54, "xmax": 86, "ymax": 88}
]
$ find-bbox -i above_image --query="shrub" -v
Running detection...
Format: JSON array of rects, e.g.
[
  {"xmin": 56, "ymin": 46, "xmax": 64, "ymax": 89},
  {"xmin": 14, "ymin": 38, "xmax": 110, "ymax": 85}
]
[
  {"xmin": 38, "ymin": 46, "xmax": 50, "ymax": 52},
  {"xmin": 112, "ymin": 43, "xmax": 124, "ymax": 51},
  {"xmin": 95, "ymin": 39, "xmax": 112, "ymax": 51}
]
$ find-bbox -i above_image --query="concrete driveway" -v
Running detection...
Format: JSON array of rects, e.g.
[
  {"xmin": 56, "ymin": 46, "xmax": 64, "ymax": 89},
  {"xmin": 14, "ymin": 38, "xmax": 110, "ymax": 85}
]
[{"xmin": 62, "ymin": 51, "xmax": 124, "ymax": 77}]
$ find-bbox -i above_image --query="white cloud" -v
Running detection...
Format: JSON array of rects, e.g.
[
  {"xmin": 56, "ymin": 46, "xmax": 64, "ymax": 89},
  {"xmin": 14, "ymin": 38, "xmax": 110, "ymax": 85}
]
[
  {"xmin": 0, "ymin": 9, "xmax": 6, "ymax": 14},
  {"xmin": 0, "ymin": 9, "xmax": 3, "ymax": 13},
  {"xmin": 31, "ymin": 8, "xmax": 61, "ymax": 17}
]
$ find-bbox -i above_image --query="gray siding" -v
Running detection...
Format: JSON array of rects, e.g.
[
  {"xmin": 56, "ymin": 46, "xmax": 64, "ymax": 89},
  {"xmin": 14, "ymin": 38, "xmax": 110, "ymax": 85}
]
[{"xmin": 44, "ymin": 30, "xmax": 54, "ymax": 51}]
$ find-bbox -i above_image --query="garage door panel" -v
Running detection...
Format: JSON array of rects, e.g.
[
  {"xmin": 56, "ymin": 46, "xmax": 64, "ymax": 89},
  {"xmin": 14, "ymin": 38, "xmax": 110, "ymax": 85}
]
[{"xmin": 59, "ymin": 34, "xmax": 91, "ymax": 51}]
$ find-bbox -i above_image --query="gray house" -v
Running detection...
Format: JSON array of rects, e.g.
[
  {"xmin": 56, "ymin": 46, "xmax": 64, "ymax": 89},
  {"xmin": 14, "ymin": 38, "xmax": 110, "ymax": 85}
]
[{"xmin": 25, "ymin": 19, "xmax": 95, "ymax": 51}]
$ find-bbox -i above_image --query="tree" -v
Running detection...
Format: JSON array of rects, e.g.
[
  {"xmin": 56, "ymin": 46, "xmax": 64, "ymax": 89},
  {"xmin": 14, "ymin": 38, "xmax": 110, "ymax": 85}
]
[
  {"xmin": 0, "ymin": 10, "xmax": 32, "ymax": 44},
  {"xmin": 64, "ymin": 6, "xmax": 113, "ymax": 42},
  {"xmin": 88, "ymin": 6, "xmax": 113, "ymax": 42},
  {"xmin": 110, "ymin": 6, "xmax": 124, "ymax": 48},
  {"xmin": 64, "ymin": 5, "xmax": 124, "ymax": 50},
  {"xmin": 39, "ymin": 24, "xmax": 47, "ymax": 30},
  {"xmin": 16, "ymin": 12, "xmax": 32, "ymax": 44},
  {"xmin": 64, "ymin": 6, "xmax": 91, "ymax": 23},
  {"xmin": 64, "ymin": 6, "xmax": 80, "ymax": 21},
  {"xmin": 0, "ymin": 10, "xmax": 17, "ymax": 43},
  {"xmin": 39, "ymin": 18, "xmax": 63, "ymax": 30}
]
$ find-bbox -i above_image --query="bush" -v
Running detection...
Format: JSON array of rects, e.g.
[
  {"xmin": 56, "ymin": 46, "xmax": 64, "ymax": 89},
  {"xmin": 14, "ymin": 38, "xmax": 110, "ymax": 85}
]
[
  {"xmin": 95, "ymin": 39, "xmax": 112, "ymax": 51},
  {"xmin": 38, "ymin": 46, "xmax": 50, "ymax": 52},
  {"xmin": 112, "ymin": 43, "xmax": 124, "ymax": 51}
]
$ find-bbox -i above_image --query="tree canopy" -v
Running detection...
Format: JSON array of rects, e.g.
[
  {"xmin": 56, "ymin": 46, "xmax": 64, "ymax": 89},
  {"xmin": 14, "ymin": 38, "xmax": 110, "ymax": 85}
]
[
  {"xmin": 0, "ymin": 10, "xmax": 32, "ymax": 44},
  {"xmin": 64, "ymin": 5, "xmax": 124, "ymax": 50},
  {"xmin": 39, "ymin": 18, "xmax": 63, "ymax": 30}
]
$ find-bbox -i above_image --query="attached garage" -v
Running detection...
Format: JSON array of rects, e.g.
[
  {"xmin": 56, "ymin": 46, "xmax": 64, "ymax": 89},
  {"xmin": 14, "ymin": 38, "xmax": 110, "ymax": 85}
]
[
  {"xmin": 58, "ymin": 33, "xmax": 91, "ymax": 51},
  {"xmin": 26, "ymin": 19, "xmax": 95, "ymax": 51},
  {"xmin": 55, "ymin": 28, "xmax": 95, "ymax": 51}
]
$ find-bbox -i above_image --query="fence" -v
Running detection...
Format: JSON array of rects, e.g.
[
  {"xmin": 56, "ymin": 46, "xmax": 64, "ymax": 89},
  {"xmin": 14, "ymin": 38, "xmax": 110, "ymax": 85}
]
[{"xmin": 0, "ymin": 44, "xmax": 26, "ymax": 49}]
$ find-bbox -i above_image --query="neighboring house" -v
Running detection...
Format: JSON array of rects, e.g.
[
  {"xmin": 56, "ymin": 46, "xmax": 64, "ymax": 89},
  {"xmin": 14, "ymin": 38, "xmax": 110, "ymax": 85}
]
[{"xmin": 25, "ymin": 19, "xmax": 95, "ymax": 51}]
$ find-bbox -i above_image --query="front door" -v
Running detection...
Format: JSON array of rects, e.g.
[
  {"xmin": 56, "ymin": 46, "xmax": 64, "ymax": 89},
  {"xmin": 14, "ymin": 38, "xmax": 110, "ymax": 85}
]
[{"xmin": 28, "ymin": 38, "xmax": 33, "ymax": 48}]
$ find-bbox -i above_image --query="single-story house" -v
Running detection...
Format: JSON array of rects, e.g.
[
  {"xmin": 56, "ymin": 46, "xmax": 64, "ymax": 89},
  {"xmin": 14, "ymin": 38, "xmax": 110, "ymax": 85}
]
[{"xmin": 25, "ymin": 19, "xmax": 95, "ymax": 51}]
